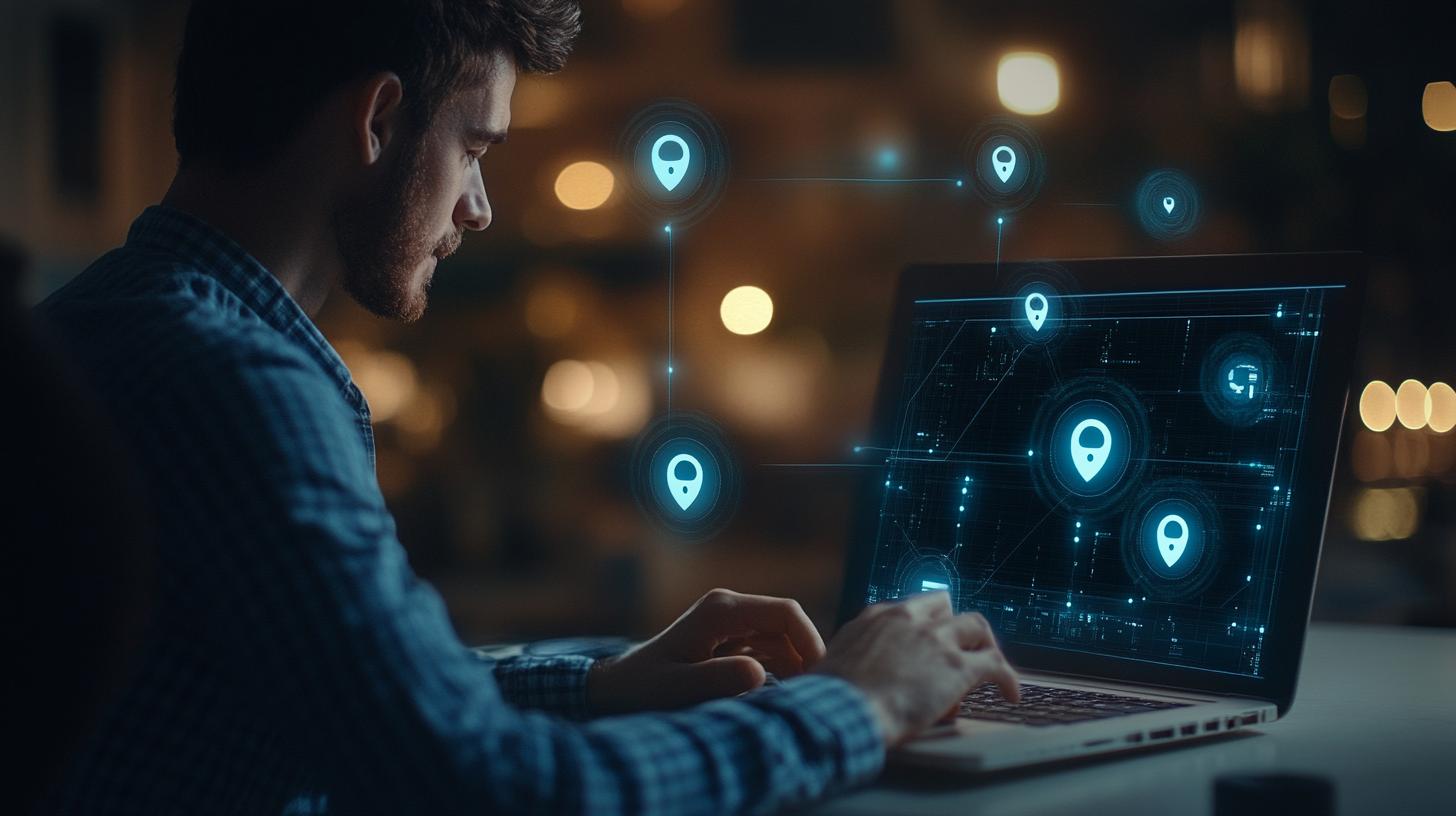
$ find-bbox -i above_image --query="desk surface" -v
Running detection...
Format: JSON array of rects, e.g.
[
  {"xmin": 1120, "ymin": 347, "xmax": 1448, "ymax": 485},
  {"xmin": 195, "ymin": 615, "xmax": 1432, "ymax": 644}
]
[{"xmin": 810, "ymin": 623, "xmax": 1456, "ymax": 816}]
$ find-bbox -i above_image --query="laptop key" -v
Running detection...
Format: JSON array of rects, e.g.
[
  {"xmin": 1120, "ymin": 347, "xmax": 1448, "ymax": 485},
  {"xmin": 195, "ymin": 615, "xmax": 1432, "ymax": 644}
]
[{"xmin": 959, "ymin": 683, "xmax": 1192, "ymax": 726}]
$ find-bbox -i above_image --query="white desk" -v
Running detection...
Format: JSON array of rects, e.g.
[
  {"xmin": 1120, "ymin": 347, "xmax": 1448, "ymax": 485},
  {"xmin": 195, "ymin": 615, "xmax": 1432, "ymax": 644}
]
[{"xmin": 810, "ymin": 623, "xmax": 1456, "ymax": 815}]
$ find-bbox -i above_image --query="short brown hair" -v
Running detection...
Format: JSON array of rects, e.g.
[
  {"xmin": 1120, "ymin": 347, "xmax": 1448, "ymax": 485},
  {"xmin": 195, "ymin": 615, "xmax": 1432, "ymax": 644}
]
[{"xmin": 173, "ymin": 0, "xmax": 580, "ymax": 169}]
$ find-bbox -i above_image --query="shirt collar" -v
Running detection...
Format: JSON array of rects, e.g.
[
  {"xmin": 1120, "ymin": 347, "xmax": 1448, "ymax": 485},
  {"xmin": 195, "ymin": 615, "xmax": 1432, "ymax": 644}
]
[{"xmin": 125, "ymin": 204, "xmax": 358, "ymax": 397}]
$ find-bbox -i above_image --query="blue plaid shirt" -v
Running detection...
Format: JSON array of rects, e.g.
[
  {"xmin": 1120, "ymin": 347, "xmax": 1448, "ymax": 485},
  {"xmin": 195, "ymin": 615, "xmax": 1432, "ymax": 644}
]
[{"xmin": 35, "ymin": 206, "xmax": 884, "ymax": 814}]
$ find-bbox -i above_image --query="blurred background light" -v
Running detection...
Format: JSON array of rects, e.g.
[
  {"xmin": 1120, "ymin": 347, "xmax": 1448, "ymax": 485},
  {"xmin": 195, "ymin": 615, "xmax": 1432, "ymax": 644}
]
[
  {"xmin": 1426, "ymin": 381, "xmax": 1456, "ymax": 434},
  {"xmin": 1350, "ymin": 487, "xmax": 1422, "ymax": 541},
  {"xmin": 719, "ymin": 285, "xmax": 774, "ymax": 335},
  {"xmin": 524, "ymin": 279, "xmax": 582, "ymax": 339},
  {"xmin": 1395, "ymin": 378, "xmax": 1429, "ymax": 430},
  {"xmin": 1359, "ymin": 380, "xmax": 1397, "ymax": 432},
  {"xmin": 1328, "ymin": 74, "xmax": 1368, "ymax": 119},
  {"xmin": 1423, "ymin": 81, "xmax": 1456, "ymax": 132},
  {"xmin": 553, "ymin": 161, "xmax": 615, "ymax": 211},
  {"xmin": 1233, "ymin": 0, "xmax": 1309, "ymax": 112},
  {"xmin": 996, "ymin": 52, "xmax": 1060, "ymax": 115},
  {"xmin": 541, "ymin": 359, "xmax": 594, "ymax": 413},
  {"xmin": 338, "ymin": 343, "xmax": 419, "ymax": 424}
]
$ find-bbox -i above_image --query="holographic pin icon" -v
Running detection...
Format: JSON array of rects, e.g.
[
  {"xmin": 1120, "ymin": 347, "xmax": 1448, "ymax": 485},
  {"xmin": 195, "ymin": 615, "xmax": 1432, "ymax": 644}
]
[
  {"xmin": 991, "ymin": 145, "xmax": 1017, "ymax": 184},
  {"xmin": 1162, "ymin": 196, "xmax": 1176, "ymax": 214},
  {"xmin": 1024, "ymin": 293, "xmax": 1048, "ymax": 332},
  {"xmin": 651, "ymin": 134, "xmax": 691, "ymax": 192},
  {"xmin": 666, "ymin": 453, "xmax": 703, "ymax": 511},
  {"xmin": 1156, "ymin": 514, "xmax": 1189, "ymax": 567},
  {"xmin": 1070, "ymin": 418, "xmax": 1113, "ymax": 483}
]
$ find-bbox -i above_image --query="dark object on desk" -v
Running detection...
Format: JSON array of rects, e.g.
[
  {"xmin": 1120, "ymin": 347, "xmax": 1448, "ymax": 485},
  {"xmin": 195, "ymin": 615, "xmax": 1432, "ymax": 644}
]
[{"xmin": 1215, "ymin": 772, "xmax": 1335, "ymax": 816}]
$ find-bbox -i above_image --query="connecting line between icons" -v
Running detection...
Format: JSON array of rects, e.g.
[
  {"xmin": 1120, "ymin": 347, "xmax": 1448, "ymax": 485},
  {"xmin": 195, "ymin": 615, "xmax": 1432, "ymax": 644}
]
[
  {"xmin": 746, "ymin": 177, "xmax": 962, "ymax": 185},
  {"xmin": 971, "ymin": 495, "xmax": 1067, "ymax": 595},
  {"xmin": 666, "ymin": 224, "xmax": 674, "ymax": 414},
  {"xmin": 934, "ymin": 345, "xmax": 1028, "ymax": 461}
]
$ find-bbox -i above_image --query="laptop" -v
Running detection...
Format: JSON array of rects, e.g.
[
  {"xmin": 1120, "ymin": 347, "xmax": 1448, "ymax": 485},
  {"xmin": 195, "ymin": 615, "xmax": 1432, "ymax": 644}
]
[{"xmin": 835, "ymin": 253, "xmax": 1364, "ymax": 772}]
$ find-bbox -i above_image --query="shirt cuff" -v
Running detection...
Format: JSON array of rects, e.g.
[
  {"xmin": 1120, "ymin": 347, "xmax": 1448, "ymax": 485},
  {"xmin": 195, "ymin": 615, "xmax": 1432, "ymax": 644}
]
[
  {"xmin": 489, "ymin": 653, "xmax": 597, "ymax": 721},
  {"xmin": 749, "ymin": 674, "xmax": 887, "ymax": 789}
]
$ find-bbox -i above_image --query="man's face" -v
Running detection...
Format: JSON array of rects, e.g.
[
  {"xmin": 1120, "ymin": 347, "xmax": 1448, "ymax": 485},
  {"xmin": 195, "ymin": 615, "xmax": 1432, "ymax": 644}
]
[{"xmin": 335, "ymin": 52, "xmax": 516, "ymax": 323}]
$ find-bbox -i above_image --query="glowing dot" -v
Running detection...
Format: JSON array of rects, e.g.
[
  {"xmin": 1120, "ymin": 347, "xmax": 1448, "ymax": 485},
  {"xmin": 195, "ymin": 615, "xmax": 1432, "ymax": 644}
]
[
  {"xmin": 1259, "ymin": 627, "xmax": 1265, "ymax": 633},
  {"xmin": 1422, "ymin": 81, "xmax": 1456, "ymax": 132},
  {"xmin": 719, "ymin": 285, "xmax": 774, "ymax": 335},
  {"xmin": 1359, "ymin": 380, "xmax": 1397, "ymax": 432},
  {"xmin": 1066, "ymin": 601, "xmax": 1072, "ymax": 608},
  {"xmin": 664, "ymin": 224, "xmax": 672, "ymax": 233},
  {"xmin": 991, "ymin": 327, "xmax": 997, "ymax": 333},
  {"xmin": 1256, "ymin": 523, "xmax": 1263, "ymax": 530},
  {"xmin": 1128, "ymin": 598, "xmax": 1133, "ymax": 603},
  {"xmin": 667, "ymin": 365, "xmax": 674, "ymax": 374},
  {"xmin": 997, "ymin": 216, "xmax": 1005, "ymax": 225},
  {"xmin": 955, "ymin": 179, "xmax": 964, "ymax": 187},
  {"xmin": 964, "ymin": 476, "xmax": 970, "ymax": 482},
  {"xmin": 1277, "ymin": 310, "xmax": 1284, "ymax": 317},
  {"xmin": 1395, "ymin": 379, "xmax": 1429, "ymax": 430},
  {"xmin": 553, "ymin": 161, "xmax": 615, "ymax": 210},
  {"xmin": 997, "ymin": 52, "xmax": 1060, "ymax": 115},
  {"xmin": 1246, "ymin": 575, "xmax": 1252, "ymax": 581},
  {"xmin": 959, "ymin": 505, "xmax": 965, "ymax": 512},
  {"xmin": 1426, "ymin": 382, "xmax": 1456, "ymax": 434},
  {"xmin": 885, "ymin": 480, "xmax": 891, "ymax": 487},
  {"xmin": 854, "ymin": 446, "xmax": 862, "ymax": 453},
  {"xmin": 1075, "ymin": 521, "xmax": 1082, "ymax": 528},
  {"xmin": 961, "ymin": 487, "xmax": 968, "ymax": 494},
  {"xmin": 876, "ymin": 147, "xmax": 899, "ymax": 170},
  {"xmin": 1027, "ymin": 449, "xmax": 1034, "ymax": 456},
  {"xmin": 1074, "ymin": 536, "xmax": 1080, "ymax": 543}
]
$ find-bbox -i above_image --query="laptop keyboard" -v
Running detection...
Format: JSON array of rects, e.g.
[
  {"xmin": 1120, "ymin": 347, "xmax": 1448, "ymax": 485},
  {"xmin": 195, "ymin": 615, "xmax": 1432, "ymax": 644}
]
[{"xmin": 959, "ymin": 682, "xmax": 1191, "ymax": 727}]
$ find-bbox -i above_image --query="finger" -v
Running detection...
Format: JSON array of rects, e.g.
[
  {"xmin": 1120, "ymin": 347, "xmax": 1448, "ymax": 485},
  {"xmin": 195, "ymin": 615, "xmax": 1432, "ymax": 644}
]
[
  {"xmin": 699, "ymin": 591, "xmax": 827, "ymax": 670},
  {"xmin": 940, "ymin": 611, "xmax": 996, "ymax": 651},
  {"xmin": 664, "ymin": 655, "xmax": 767, "ymax": 706},
  {"xmin": 715, "ymin": 632, "xmax": 807, "ymax": 676},
  {"xmin": 898, "ymin": 590, "xmax": 953, "ymax": 621},
  {"xmin": 962, "ymin": 650, "xmax": 1020, "ymax": 704}
]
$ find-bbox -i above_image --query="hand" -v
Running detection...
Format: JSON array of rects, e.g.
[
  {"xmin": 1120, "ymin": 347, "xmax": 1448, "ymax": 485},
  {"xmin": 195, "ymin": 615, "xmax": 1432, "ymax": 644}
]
[
  {"xmin": 587, "ymin": 588, "xmax": 826, "ymax": 715},
  {"xmin": 813, "ymin": 591, "xmax": 1020, "ymax": 746}
]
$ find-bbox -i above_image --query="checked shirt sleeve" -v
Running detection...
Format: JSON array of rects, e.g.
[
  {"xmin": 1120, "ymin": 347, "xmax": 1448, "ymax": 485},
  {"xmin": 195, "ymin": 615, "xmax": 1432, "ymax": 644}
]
[
  {"xmin": 490, "ymin": 654, "xmax": 596, "ymax": 720},
  {"xmin": 152, "ymin": 332, "xmax": 885, "ymax": 815}
]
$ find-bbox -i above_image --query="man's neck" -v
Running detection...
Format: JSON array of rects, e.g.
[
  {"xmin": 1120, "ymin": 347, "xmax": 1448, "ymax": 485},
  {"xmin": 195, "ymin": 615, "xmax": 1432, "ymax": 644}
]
[{"xmin": 161, "ymin": 160, "xmax": 341, "ymax": 318}]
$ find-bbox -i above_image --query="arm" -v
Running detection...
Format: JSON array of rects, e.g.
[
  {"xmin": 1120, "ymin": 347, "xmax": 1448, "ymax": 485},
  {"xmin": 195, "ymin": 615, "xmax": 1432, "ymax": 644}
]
[{"xmin": 152, "ymin": 337, "xmax": 883, "ymax": 814}]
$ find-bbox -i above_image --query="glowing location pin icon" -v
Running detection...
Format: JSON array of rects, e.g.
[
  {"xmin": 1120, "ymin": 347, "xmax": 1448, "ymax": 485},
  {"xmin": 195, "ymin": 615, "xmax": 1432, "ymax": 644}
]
[
  {"xmin": 1024, "ymin": 293, "xmax": 1048, "ymax": 332},
  {"xmin": 666, "ymin": 453, "xmax": 703, "ymax": 511},
  {"xmin": 1069, "ymin": 418, "xmax": 1113, "ymax": 483},
  {"xmin": 651, "ymin": 134, "xmax": 691, "ymax": 192},
  {"xmin": 991, "ymin": 145, "xmax": 1016, "ymax": 184},
  {"xmin": 1162, "ymin": 196, "xmax": 1176, "ymax": 214},
  {"xmin": 1156, "ymin": 514, "xmax": 1189, "ymax": 568}
]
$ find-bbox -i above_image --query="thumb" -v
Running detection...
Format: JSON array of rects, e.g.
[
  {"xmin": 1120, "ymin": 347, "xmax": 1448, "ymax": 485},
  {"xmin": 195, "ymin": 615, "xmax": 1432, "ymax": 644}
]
[{"xmin": 662, "ymin": 655, "xmax": 767, "ymax": 706}]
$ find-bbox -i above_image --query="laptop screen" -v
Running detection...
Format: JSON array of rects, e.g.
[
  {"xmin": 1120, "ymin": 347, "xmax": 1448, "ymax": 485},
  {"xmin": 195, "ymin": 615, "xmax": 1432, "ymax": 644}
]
[{"xmin": 860, "ymin": 274, "xmax": 1345, "ymax": 680}]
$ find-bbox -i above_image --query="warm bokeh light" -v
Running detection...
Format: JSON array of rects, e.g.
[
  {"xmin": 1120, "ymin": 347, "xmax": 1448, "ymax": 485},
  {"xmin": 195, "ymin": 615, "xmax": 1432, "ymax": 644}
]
[
  {"xmin": 1426, "ymin": 381, "xmax": 1456, "ymax": 434},
  {"xmin": 511, "ymin": 75, "xmax": 571, "ymax": 129},
  {"xmin": 1350, "ymin": 487, "xmax": 1421, "ymax": 541},
  {"xmin": 1423, "ymin": 81, "xmax": 1456, "ymax": 132},
  {"xmin": 540, "ymin": 359, "xmax": 594, "ymax": 412},
  {"xmin": 1328, "ymin": 74, "xmax": 1367, "ymax": 119},
  {"xmin": 338, "ymin": 343, "xmax": 419, "ymax": 424},
  {"xmin": 553, "ymin": 161, "xmax": 615, "ymax": 210},
  {"xmin": 720, "ymin": 285, "xmax": 775, "ymax": 335},
  {"xmin": 1349, "ymin": 430, "xmax": 1392, "ymax": 482},
  {"xmin": 1233, "ymin": 9, "xmax": 1307, "ymax": 112},
  {"xmin": 1359, "ymin": 380, "xmax": 1397, "ymax": 432},
  {"xmin": 1395, "ymin": 379, "xmax": 1428, "ymax": 430},
  {"xmin": 996, "ymin": 52, "xmax": 1060, "ymax": 115}
]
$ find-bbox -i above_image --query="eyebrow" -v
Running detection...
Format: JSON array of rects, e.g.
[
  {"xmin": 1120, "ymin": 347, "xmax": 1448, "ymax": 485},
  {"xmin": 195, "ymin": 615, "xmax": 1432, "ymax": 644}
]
[{"xmin": 466, "ymin": 127, "xmax": 509, "ymax": 145}]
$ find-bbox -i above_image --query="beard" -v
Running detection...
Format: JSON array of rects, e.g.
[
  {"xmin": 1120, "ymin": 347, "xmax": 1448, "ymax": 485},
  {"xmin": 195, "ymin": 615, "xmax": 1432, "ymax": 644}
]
[{"xmin": 334, "ymin": 134, "xmax": 462, "ymax": 323}]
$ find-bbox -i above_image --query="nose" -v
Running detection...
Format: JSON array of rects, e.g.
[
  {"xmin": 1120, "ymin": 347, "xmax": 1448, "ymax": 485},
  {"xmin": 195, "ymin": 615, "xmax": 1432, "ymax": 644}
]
[{"xmin": 456, "ymin": 162, "xmax": 492, "ymax": 232}]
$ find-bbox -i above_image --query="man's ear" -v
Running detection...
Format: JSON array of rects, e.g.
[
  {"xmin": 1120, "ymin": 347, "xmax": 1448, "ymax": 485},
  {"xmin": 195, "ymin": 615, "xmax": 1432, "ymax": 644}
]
[{"xmin": 353, "ymin": 72, "xmax": 405, "ymax": 167}]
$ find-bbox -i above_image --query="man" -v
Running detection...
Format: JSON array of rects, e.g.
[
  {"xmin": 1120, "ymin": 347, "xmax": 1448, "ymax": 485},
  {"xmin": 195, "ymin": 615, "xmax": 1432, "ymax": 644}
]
[{"xmin": 36, "ymin": 1, "xmax": 1019, "ymax": 813}]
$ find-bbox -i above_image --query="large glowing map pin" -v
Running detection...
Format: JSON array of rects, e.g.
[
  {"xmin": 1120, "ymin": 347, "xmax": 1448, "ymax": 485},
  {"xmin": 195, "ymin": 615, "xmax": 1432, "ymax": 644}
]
[
  {"xmin": 666, "ymin": 453, "xmax": 703, "ymax": 511},
  {"xmin": 1070, "ymin": 418, "xmax": 1113, "ymax": 483},
  {"xmin": 1024, "ymin": 293, "xmax": 1048, "ymax": 332},
  {"xmin": 651, "ymin": 134, "xmax": 691, "ymax": 192},
  {"xmin": 1162, "ymin": 196, "xmax": 1176, "ymax": 214},
  {"xmin": 991, "ymin": 145, "xmax": 1016, "ymax": 184},
  {"xmin": 1156, "ymin": 514, "xmax": 1188, "ymax": 567}
]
